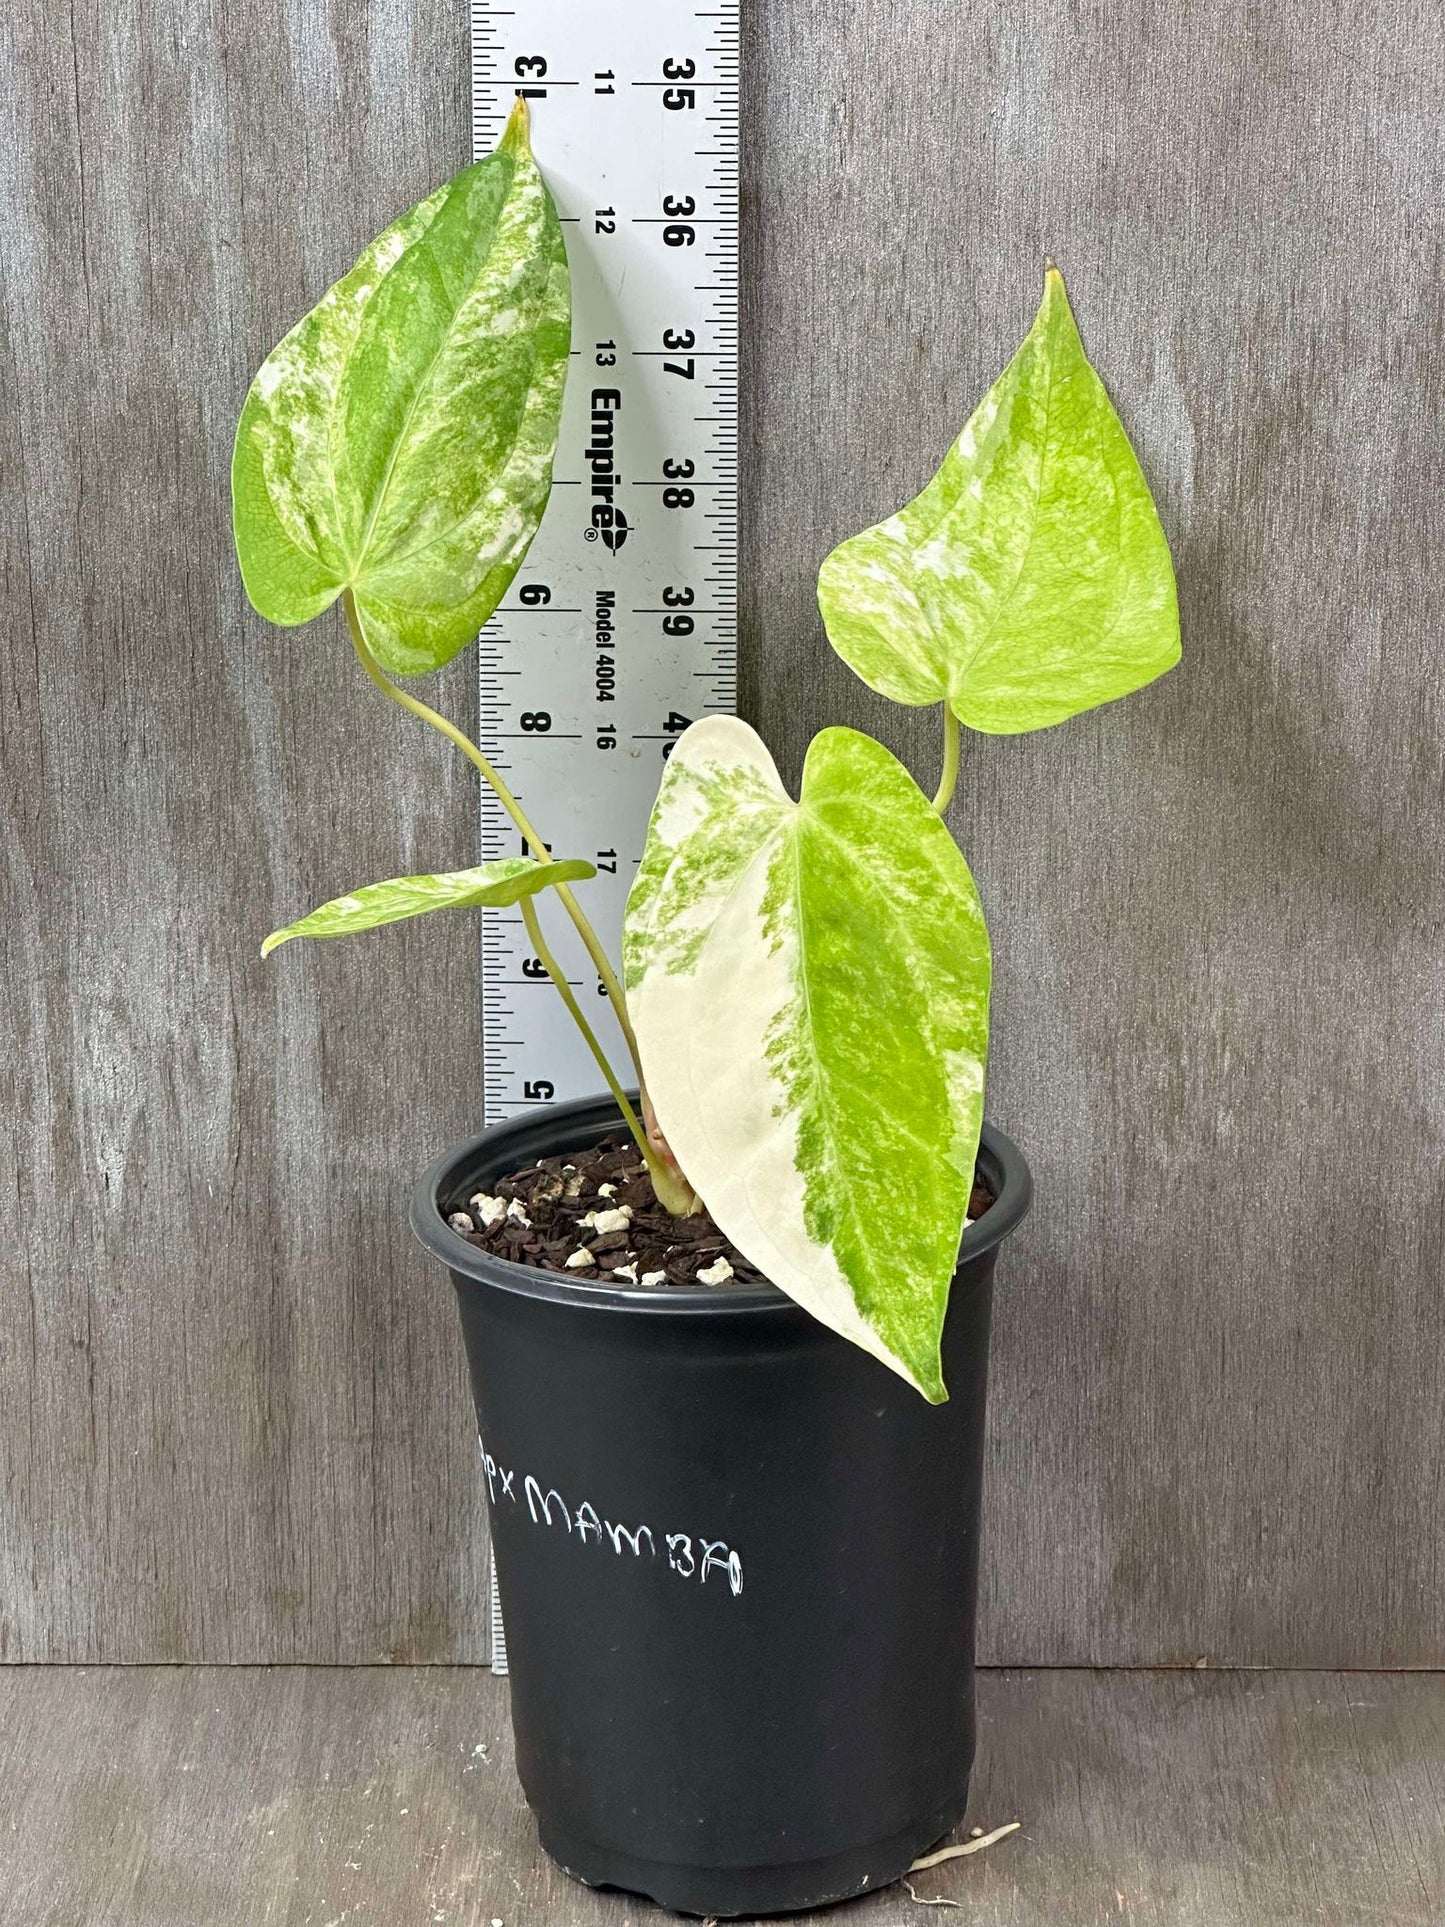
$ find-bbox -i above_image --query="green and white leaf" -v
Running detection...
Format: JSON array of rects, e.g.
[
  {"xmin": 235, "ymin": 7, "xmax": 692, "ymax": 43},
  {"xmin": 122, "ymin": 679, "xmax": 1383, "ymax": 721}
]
[
  {"xmin": 232, "ymin": 102, "xmax": 569, "ymax": 675},
  {"xmin": 817, "ymin": 266, "xmax": 1179, "ymax": 733},
  {"xmin": 624, "ymin": 718, "xmax": 990, "ymax": 1402},
  {"xmin": 262, "ymin": 856, "xmax": 594, "ymax": 958}
]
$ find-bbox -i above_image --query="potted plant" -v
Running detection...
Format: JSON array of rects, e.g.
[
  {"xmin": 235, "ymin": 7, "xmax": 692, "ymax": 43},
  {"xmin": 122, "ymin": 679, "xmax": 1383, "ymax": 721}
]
[{"xmin": 233, "ymin": 103, "xmax": 1178, "ymax": 1918}]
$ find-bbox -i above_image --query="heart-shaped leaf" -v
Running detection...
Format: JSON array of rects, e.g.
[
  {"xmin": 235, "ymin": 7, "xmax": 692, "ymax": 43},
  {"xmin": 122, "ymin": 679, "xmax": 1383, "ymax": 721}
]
[
  {"xmin": 232, "ymin": 103, "xmax": 569, "ymax": 675},
  {"xmin": 624, "ymin": 718, "xmax": 990, "ymax": 1401},
  {"xmin": 817, "ymin": 266, "xmax": 1179, "ymax": 732},
  {"xmin": 262, "ymin": 856, "xmax": 595, "ymax": 958}
]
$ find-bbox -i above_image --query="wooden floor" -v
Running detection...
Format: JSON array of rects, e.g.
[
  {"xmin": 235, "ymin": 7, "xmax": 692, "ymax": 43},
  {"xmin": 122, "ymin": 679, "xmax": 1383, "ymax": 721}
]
[{"xmin": 0, "ymin": 1668, "xmax": 1439, "ymax": 1925}]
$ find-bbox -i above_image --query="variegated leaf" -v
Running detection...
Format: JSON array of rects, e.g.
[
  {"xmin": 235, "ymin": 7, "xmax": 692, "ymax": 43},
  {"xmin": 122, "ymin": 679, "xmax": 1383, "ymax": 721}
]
[
  {"xmin": 624, "ymin": 718, "xmax": 990, "ymax": 1401},
  {"xmin": 817, "ymin": 265, "xmax": 1179, "ymax": 732},
  {"xmin": 262, "ymin": 857, "xmax": 594, "ymax": 958},
  {"xmin": 232, "ymin": 102, "xmax": 569, "ymax": 675}
]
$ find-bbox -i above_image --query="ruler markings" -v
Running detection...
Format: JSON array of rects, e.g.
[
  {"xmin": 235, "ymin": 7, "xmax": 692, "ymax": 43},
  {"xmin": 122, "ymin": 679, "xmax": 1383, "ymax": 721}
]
[{"xmin": 472, "ymin": 0, "xmax": 738, "ymax": 1126}]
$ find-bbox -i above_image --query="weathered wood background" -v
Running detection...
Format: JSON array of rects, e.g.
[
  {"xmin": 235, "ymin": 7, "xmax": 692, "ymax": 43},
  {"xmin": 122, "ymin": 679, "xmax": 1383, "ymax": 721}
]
[
  {"xmin": 5, "ymin": 1667, "xmax": 1441, "ymax": 1922},
  {"xmin": 1, "ymin": 0, "xmax": 1440, "ymax": 1664}
]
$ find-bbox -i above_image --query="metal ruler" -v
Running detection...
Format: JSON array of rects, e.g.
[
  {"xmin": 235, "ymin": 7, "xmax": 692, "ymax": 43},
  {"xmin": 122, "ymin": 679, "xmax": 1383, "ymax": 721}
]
[{"xmin": 471, "ymin": 0, "xmax": 740, "ymax": 1125}]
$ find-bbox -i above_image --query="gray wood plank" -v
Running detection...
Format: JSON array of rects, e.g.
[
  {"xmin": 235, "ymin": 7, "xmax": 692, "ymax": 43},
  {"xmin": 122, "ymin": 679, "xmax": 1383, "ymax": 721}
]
[
  {"xmin": 740, "ymin": 1, "xmax": 1445, "ymax": 1664},
  {"xmin": 0, "ymin": 1666, "xmax": 1439, "ymax": 1925},
  {"xmin": 0, "ymin": 0, "xmax": 492, "ymax": 1659}
]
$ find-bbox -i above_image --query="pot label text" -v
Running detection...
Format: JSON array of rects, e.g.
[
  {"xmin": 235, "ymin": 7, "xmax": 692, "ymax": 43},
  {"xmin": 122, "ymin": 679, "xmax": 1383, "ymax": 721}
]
[{"xmin": 480, "ymin": 1442, "xmax": 744, "ymax": 1597}]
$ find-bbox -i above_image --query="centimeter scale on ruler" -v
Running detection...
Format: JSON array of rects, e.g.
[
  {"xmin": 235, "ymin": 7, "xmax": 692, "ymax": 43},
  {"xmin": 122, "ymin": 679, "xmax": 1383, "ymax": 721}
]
[{"xmin": 471, "ymin": 1, "xmax": 740, "ymax": 1129}]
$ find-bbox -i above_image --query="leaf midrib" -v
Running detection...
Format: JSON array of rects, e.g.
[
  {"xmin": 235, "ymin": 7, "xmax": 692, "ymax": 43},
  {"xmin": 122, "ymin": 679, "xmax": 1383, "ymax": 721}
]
[
  {"xmin": 789, "ymin": 803, "xmax": 966, "ymax": 1336},
  {"xmin": 345, "ymin": 170, "xmax": 516, "ymax": 583},
  {"xmin": 941, "ymin": 335, "xmax": 1067, "ymax": 706}
]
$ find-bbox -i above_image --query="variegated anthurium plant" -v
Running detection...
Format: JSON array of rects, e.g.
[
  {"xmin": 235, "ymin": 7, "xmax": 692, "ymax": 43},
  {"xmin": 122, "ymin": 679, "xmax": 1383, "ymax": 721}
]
[{"xmin": 233, "ymin": 103, "xmax": 1179, "ymax": 1401}]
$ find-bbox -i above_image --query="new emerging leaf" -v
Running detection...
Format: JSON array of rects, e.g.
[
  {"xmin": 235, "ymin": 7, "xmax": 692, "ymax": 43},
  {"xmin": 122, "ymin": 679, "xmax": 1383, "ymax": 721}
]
[
  {"xmin": 624, "ymin": 718, "xmax": 990, "ymax": 1401},
  {"xmin": 818, "ymin": 266, "xmax": 1179, "ymax": 732},
  {"xmin": 262, "ymin": 857, "xmax": 595, "ymax": 957},
  {"xmin": 232, "ymin": 102, "xmax": 569, "ymax": 675}
]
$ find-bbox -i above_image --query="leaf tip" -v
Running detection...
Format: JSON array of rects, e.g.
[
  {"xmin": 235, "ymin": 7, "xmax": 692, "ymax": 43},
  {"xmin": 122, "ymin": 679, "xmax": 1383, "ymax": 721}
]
[
  {"xmin": 501, "ymin": 93, "xmax": 532, "ymax": 155},
  {"xmin": 260, "ymin": 931, "xmax": 287, "ymax": 960},
  {"xmin": 909, "ymin": 1352, "xmax": 950, "ymax": 1405},
  {"xmin": 1039, "ymin": 258, "xmax": 1081, "ymax": 345}
]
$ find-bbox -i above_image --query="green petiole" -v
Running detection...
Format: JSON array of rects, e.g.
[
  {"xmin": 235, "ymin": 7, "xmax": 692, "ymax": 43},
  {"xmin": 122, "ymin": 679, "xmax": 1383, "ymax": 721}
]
[
  {"xmin": 342, "ymin": 590, "xmax": 644, "ymax": 1078},
  {"xmin": 932, "ymin": 704, "xmax": 960, "ymax": 815}
]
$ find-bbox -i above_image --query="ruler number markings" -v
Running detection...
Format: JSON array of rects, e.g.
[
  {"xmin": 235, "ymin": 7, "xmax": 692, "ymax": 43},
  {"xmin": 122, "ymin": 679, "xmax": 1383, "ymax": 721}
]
[{"xmin": 472, "ymin": 1, "xmax": 739, "ymax": 1122}]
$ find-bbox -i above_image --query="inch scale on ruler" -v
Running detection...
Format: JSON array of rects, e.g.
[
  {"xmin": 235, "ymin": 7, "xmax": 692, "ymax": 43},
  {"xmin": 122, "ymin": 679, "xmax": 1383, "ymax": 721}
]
[{"xmin": 471, "ymin": 1, "xmax": 739, "ymax": 1129}]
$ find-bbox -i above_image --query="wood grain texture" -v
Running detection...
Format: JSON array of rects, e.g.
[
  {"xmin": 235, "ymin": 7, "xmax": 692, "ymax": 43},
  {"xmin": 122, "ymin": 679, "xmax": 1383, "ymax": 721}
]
[
  {"xmin": 0, "ymin": 0, "xmax": 492, "ymax": 1659},
  {"xmin": 739, "ymin": 2, "xmax": 1445, "ymax": 1663},
  {"xmin": 0, "ymin": 1665, "xmax": 1440, "ymax": 1924},
  {"xmin": 3, "ymin": 0, "xmax": 1443, "ymax": 1666}
]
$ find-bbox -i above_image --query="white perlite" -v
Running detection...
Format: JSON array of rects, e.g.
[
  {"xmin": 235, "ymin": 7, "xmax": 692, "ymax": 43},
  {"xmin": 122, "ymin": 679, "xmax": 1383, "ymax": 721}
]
[
  {"xmin": 448, "ymin": 1211, "xmax": 475, "ymax": 1233},
  {"xmin": 468, "ymin": 1193, "xmax": 507, "ymax": 1229},
  {"xmin": 580, "ymin": 1205, "xmax": 632, "ymax": 1234},
  {"xmin": 612, "ymin": 1262, "xmax": 639, "ymax": 1282},
  {"xmin": 564, "ymin": 1248, "xmax": 596, "ymax": 1269},
  {"xmin": 641, "ymin": 1270, "xmax": 667, "ymax": 1287},
  {"xmin": 697, "ymin": 1257, "xmax": 734, "ymax": 1285},
  {"xmin": 596, "ymin": 1181, "xmax": 617, "ymax": 1198},
  {"xmin": 506, "ymin": 1198, "xmax": 531, "ymax": 1228}
]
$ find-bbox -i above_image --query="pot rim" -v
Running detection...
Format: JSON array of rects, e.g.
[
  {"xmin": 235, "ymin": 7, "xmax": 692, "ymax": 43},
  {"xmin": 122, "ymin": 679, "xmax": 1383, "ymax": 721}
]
[{"xmin": 410, "ymin": 1090, "xmax": 1032, "ymax": 1317}]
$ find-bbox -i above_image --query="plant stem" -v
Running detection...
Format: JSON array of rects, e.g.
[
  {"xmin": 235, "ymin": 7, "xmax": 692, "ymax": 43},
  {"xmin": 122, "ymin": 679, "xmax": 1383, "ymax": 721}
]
[
  {"xmin": 342, "ymin": 590, "xmax": 698, "ymax": 1217},
  {"xmin": 931, "ymin": 703, "xmax": 960, "ymax": 814},
  {"xmin": 519, "ymin": 897, "xmax": 651, "ymax": 1159},
  {"xmin": 519, "ymin": 904, "xmax": 696, "ymax": 1213},
  {"xmin": 341, "ymin": 590, "xmax": 644, "ymax": 1079}
]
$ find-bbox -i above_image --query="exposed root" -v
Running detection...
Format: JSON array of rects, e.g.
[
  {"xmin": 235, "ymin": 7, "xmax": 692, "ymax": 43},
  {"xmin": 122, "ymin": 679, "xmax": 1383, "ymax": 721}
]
[{"xmin": 908, "ymin": 1820, "xmax": 1020, "ymax": 1871}]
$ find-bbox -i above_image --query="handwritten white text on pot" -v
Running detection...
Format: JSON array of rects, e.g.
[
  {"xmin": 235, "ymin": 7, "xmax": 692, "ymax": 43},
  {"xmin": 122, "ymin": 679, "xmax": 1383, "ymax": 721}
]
[{"xmin": 481, "ymin": 1444, "xmax": 745, "ymax": 1596}]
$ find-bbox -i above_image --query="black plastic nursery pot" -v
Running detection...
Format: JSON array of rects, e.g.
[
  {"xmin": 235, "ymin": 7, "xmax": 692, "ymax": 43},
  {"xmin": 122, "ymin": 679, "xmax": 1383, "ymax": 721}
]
[{"xmin": 411, "ymin": 1092, "xmax": 1031, "ymax": 1918}]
